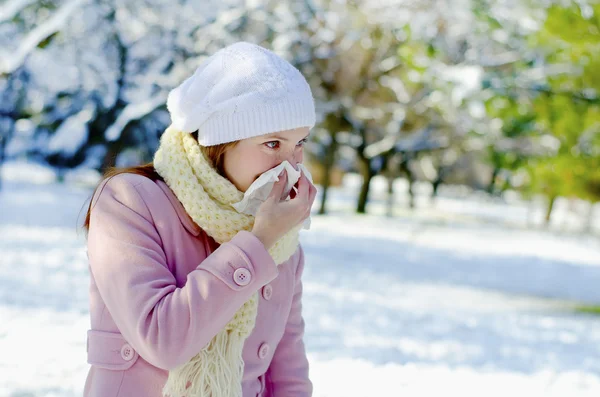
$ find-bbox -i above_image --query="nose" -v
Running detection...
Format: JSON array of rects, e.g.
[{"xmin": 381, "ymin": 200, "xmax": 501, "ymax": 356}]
[{"xmin": 283, "ymin": 149, "xmax": 302, "ymax": 170}]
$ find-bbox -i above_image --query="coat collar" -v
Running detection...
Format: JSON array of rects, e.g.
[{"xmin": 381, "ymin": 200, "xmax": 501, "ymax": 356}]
[{"xmin": 156, "ymin": 180, "xmax": 201, "ymax": 237}]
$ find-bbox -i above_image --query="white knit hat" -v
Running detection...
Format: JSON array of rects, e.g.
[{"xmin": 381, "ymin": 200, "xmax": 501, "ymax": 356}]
[{"xmin": 166, "ymin": 41, "xmax": 316, "ymax": 146}]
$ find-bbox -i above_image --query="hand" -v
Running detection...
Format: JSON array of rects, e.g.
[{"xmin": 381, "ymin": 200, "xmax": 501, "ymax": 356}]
[{"xmin": 251, "ymin": 170, "xmax": 316, "ymax": 250}]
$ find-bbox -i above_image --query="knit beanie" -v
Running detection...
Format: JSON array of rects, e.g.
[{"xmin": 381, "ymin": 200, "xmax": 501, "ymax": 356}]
[{"xmin": 166, "ymin": 41, "xmax": 316, "ymax": 146}]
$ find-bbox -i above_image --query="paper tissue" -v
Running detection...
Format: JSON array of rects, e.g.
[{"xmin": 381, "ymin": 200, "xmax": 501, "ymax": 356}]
[{"xmin": 232, "ymin": 161, "xmax": 314, "ymax": 229}]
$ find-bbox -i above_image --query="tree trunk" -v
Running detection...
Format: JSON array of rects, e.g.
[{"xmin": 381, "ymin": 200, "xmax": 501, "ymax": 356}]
[
  {"xmin": 545, "ymin": 195, "xmax": 556, "ymax": 226},
  {"xmin": 432, "ymin": 177, "xmax": 442, "ymax": 199},
  {"xmin": 56, "ymin": 167, "xmax": 65, "ymax": 183},
  {"xmin": 431, "ymin": 165, "xmax": 447, "ymax": 202},
  {"xmin": 0, "ymin": 124, "xmax": 14, "ymax": 192},
  {"xmin": 357, "ymin": 157, "xmax": 375, "ymax": 214},
  {"xmin": 386, "ymin": 174, "xmax": 394, "ymax": 217},
  {"xmin": 400, "ymin": 160, "xmax": 415, "ymax": 210},
  {"xmin": 487, "ymin": 167, "xmax": 500, "ymax": 195},
  {"xmin": 0, "ymin": 133, "xmax": 6, "ymax": 191},
  {"xmin": 318, "ymin": 131, "xmax": 338, "ymax": 215},
  {"xmin": 407, "ymin": 173, "xmax": 415, "ymax": 209}
]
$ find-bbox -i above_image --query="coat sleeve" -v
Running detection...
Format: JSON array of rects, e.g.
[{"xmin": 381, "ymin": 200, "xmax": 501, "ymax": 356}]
[
  {"xmin": 87, "ymin": 174, "xmax": 278, "ymax": 370},
  {"xmin": 266, "ymin": 245, "xmax": 313, "ymax": 396}
]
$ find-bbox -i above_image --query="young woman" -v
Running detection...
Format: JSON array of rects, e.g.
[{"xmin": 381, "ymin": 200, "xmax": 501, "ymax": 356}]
[{"xmin": 82, "ymin": 41, "xmax": 317, "ymax": 397}]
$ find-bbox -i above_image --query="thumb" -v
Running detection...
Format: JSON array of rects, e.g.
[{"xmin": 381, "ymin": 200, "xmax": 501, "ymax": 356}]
[{"xmin": 268, "ymin": 170, "xmax": 288, "ymax": 201}]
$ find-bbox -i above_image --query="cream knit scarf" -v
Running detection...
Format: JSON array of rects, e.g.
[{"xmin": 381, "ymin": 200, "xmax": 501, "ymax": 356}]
[{"xmin": 153, "ymin": 126, "xmax": 301, "ymax": 397}]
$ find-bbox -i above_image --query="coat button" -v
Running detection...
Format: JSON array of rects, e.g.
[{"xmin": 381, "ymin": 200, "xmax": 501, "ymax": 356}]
[
  {"xmin": 262, "ymin": 284, "xmax": 273, "ymax": 300},
  {"xmin": 121, "ymin": 343, "xmax": 134, "ymax": 361},
  {"xmin": 258, "ymin": 343, "xmax": 270, "ymax": 359},
  {"xmin": 233, "ymin": 268, "xmax": 251, "ymax": 286}
]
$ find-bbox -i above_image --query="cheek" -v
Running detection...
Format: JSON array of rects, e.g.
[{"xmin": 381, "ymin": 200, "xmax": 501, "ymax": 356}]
[
  {"xmin": 234, "ymin": 145, "xmax": 290, "ymax": 187},
  {"xmin": 253, "ymin": 155, "xmax": 280, "ymax": 178},
  {"xmin": 236, "ymin": 150, "xmax": 278, "ymax": 185}
]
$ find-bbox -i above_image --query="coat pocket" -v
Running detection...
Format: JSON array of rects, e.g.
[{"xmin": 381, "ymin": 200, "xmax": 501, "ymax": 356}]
[{"xmin": 87, "ymin": 329, "xmax": 140, "ymax": 370}]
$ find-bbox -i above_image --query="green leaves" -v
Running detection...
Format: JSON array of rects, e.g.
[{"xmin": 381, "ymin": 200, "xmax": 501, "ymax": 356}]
[{"xmin": 482, "ymin": 2, "xmax": 600, "ymax": 205}]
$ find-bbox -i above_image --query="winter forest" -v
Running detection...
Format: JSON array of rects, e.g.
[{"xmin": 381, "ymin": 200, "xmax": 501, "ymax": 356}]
[
  {"xmin": 2, "ymin": 0, "xmax": 600, "ymax": 225},
  {"xmin": 1, "ymin": 0, "xmax": 600, "ymax": 396}
]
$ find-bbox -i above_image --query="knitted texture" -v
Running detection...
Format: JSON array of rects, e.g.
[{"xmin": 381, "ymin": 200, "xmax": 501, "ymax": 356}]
[
  {"xmin": 166, "ymin": 41, "xmax": 316, "ymax": 146},
  {"xmin": 153, "ymin": 125, "xmax": 301, "ymax": 397}
]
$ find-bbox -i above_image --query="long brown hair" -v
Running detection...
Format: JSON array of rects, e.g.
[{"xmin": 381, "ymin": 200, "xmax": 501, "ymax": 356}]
[{"xmin": 81, "ymin": 131, "xmax": 238, "ymax": 232}]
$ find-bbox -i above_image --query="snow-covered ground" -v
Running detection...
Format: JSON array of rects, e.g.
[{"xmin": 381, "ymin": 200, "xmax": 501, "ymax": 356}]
[{"xmin": 1, "ymin": 162, "xmax": 600, "ymax": 397}]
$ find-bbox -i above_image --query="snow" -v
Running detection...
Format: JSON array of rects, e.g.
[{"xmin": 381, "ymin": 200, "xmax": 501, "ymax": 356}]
[
  {"xmin": 1, "ymin": 163, "xmax": 600, "ymax": 396},
  {"xmin": 104, "ymin": 94, "xmax": 167, "ymax": 142},
  {"xmin": 0, "ymin": 160, "xmax": 57, "ymax": 184},
  {"xmin": 46, "ymin": 110, "xmax": 91, "ymax": 156},
  {"xmin": 0, "ymin": 0, "xmax": 37, "ymax": 24},
  {"xmin": 0, "ymin": 0, "xmax": 86, "ymax": 74}
]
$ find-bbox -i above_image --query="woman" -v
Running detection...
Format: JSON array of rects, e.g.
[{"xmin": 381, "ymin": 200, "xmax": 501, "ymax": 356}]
[{"xmin": 82, "ymin": 41, "xmax": 317, "ymax": 397}]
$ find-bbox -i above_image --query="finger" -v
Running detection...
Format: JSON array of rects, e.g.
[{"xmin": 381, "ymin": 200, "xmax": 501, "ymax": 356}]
[
  {"xmin": 280, "ymin": 179, "xmax": 292, "ymax": 201},
  {"xmin": 268, "ymin": 170, "xmax": 287, "ymax": 200},
  {"xmin": 305, "ymin": 182, "xmax": 316, "ymax": 213},
  {"xmin": 308, "ymin": 181, "xmax": 317, "ymax": 205},
  {"xmin": 292, "ymin": 175, "xmax": 312, "ymax": 216},
  {"xmin": 295, "ymin": 173, "xmax": 310, "ymax": 199}
]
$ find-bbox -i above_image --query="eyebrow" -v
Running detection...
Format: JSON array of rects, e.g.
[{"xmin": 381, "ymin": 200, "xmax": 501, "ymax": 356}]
[{"xmin": 266, "ymin": 133, "xmax": 310, "ymax": 142}]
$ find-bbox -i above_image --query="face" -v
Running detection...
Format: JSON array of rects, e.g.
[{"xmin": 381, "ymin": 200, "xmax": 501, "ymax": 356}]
[{"xmin": 223, "ymin": 127, "xmax": 310, "ymax": 192}]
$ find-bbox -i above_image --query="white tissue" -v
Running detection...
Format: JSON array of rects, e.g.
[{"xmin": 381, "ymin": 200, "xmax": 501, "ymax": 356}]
[{"xmin": 232, "ymin": 161, "xmax": 314, "ymax": 229}]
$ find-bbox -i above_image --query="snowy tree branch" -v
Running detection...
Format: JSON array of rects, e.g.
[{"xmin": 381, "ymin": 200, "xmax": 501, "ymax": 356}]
[
  {"xmin": 1, "ymin": 0, "xmax": 86, "ymax": 75},
  {"xmin": 104, "ymin": 93, "xmax": 167, "ymax": 142},
  {"xmin": 0, "ymin": 0, "xmax": 37, "ymax": 24}
]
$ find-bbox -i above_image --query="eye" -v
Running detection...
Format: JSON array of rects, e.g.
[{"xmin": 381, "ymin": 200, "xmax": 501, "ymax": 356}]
[
  {"xmin": 265, "ymin": 141, "xmax": 280, "ymax": 149},
  {"xmin": 297, "ymin": 138, "xmax": 308, "ymax": 147}
]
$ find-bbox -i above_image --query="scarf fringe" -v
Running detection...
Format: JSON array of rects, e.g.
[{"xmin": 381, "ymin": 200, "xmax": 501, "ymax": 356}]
[{"xmin": 162, "ymin": 297, "xmax": 258, "ymax": 397}]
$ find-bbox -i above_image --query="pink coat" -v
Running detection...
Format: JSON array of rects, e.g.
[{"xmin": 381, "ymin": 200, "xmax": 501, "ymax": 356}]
[{"xmin": 83, "ymin": 173, "xmax": 312, "ymax": 397}]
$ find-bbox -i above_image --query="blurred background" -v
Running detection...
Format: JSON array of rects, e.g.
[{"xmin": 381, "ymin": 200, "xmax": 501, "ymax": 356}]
[{"xmin": 1, "ymin": 0, "xmax": 600, "ymax": 396}]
